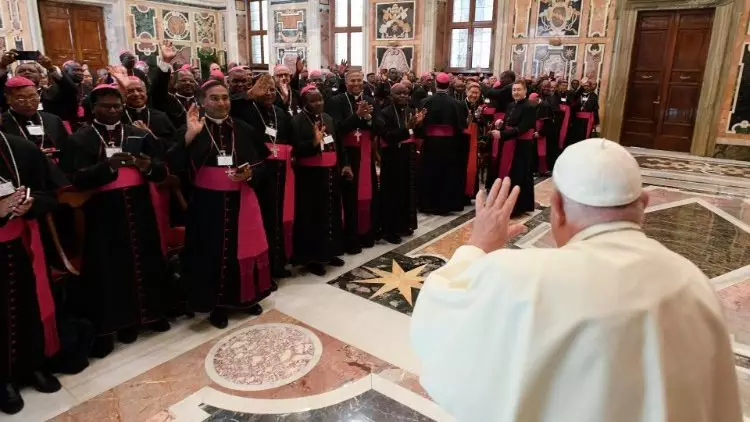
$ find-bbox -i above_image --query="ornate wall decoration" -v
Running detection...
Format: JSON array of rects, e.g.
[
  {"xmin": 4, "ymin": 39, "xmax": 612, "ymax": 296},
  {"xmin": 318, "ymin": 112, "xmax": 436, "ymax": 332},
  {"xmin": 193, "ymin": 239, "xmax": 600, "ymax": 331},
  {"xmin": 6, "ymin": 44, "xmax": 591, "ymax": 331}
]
[
  {"xmin": 582, "ymin": 43, "xmax": 604, "ymax": 82},
  {"xmin": 8, "ymin": 0, "xmax": 21, "ymax": 31},
  {"xmin": 536, "ymin": 0, "xmax": 581, "ymax": 37},
  {"xmin": 274, "ymin": 9, "xmax": 306, "ymax": 43},
  {"xmin": 174, "ymin": 44, "xmax": 192, "ymax": 66},
  {"xmin": 510, "ymin": 44, "xmax": 528, "ymax": 76},
  {"xmin": 277, "ymin": 46, "xmax": 305, "ymax": 68},
  {"xmin": 512, "ymin": 0, "xmax": 533, "ymax": 38},
  {"xmin": 587, "ymin": 0, "xmax": 610, "ymax": 37},
  {"xmin": 13, "ymin": 34, "xmax": 21, "ymax": 49},
  {"xmin": 375, "ymin": 46, "xmax": 413, "ymax": 72},
  {"xmin": 0, "ymin": 37, "xmax": 6, "ymax": 52},
  {"xmin": 728, "ymin": 44, "xmax": 750, "ymax": 134},
  {"xmin": 532, "ymin": 44, "xmax": 578, "ymax": 81},
  {"xmin": 163, "ymin": 10, "xmax": 191, "ymax": 41},
  {"xmin": 195, "ymin": 12, "xmax": 217, "ymax": 44},
  {"xmin": 130, "ymin": 5, "xmax": 157, "ymax": 38},
  {"xmin": 135, "ymin": 39, "xmax": 159, "ymax": 57},
  {"xmin": 375, "ymin": 2, "xmax": 415, "ymax": 40}
]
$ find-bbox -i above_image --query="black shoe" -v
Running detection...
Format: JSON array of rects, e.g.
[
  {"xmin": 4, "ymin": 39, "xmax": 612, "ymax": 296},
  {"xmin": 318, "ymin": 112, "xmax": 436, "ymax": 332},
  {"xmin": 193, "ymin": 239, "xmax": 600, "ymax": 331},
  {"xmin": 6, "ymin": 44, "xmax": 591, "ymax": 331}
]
[
  {"xmin": 246, "ymin": 304, "xmax": 263, "ymax": 316},
  {"xmin": 209, "ymin": 309, "xmax": 228, "ymax": 329},
  {"xmin": 399, "ymin": 229, "xmax": 414, "ymax": 237},
  {"xmin": 90, "ymin": 335, "xmax": 115, "ymax": 358},
  {"xmin": 272, "ymin": 268, "xmax": 292, "ymax": 278},
  {"xmin": 345, "ymin": 246, "xmax": 362, "ymax": 255},
  {"xmin": 328, "ymin": 257, "xmax": 345, "ymax": 267},
  {"xmin": 46, "ymin": 353, "xmax": 89, "ymax": 375},
  {"xmin": 383, "ymin": 234, "xmax": 402, "ymax": 245},
  {"xmin": 0, "ymin": 382, "xmax": 23, "ymax": 414},
  {"xmin": 361, "ymin": 236, "xmax": 375, "ymax": 248},
  {"xmin": 184, "ymin": 311, "xmax": 196, "ymax": 318},
  {"xmin": 117, "ymin": 327, "xmax": 138, "ymax": 344},
  {"xmin": 28, "ymin": 371, "xmax": 61, "ymax": 394},
  {"xmin": 149, "ymin": 319, "xmax": 171, "ymax": 333},
  {"xmin": 306, "ymin": 262, "xmax": 326, "ymax": 276},
  {"xmin": 270, "ymin": 280, "xmax": 279, "ymax": 292}
]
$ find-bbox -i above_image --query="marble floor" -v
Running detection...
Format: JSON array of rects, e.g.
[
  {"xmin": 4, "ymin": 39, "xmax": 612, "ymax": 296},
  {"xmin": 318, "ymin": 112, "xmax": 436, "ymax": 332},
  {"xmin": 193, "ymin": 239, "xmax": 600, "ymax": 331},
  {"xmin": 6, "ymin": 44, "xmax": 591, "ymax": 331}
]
[{"xmin": 10, "ymin": 148, "xmax": 750, "ymax": 422}]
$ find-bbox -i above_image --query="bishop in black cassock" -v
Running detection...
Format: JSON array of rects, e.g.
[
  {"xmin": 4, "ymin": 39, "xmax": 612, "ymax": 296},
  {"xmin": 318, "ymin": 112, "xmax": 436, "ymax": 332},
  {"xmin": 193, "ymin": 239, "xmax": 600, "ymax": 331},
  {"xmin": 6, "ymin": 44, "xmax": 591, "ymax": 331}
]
[
  {"xmin": 419, "ymin": 73, "xmax": 467, "ymax": 214},
  {"xmin": 121, "ymin": 76, "xmax": 176, "ymax": 151},
  {"xmin": 325, "ymin": 71, "xmax": 379, "ymax": 253},
  {"xmin": 375, "ymin": 83, "xmax": 422, "ymax": 244},
  {"xmin": 567, "ymin": 80, "xmax": 600, "ymax": 146},
  {"xmin": 172, "ymin": 81, "xmax": 273, "ymax": 329},
  {"xmin": 65, "ymin": 85, "xmax": 170, "ymax": 358},
  {"xmin": 291, "ymin": 85, "xmax": 345, "ymax": 276},
  {"xmin": 0, "ymin": 131, "xmax": 62, "ymax": 415},
  {"xmin": 151, "ymin": 42, "xmax": 198, "ymax": 129}
]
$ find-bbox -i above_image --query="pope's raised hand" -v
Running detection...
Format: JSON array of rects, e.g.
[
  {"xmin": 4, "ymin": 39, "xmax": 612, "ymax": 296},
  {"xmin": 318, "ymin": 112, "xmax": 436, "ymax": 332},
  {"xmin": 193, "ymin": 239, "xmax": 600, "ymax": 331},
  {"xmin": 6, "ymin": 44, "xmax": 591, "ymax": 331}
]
[{"xmin": 468, "ymin": 177, "xmax": 527, "ymax": 253}]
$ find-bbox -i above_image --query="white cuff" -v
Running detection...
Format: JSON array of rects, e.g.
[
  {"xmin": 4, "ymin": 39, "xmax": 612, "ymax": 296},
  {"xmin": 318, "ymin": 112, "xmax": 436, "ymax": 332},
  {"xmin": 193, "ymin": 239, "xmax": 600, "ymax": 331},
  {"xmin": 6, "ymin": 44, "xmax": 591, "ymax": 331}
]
[
  {"xmin": 157, "ymin": 61, "xmax": 172, "ymax": 73},
  {"xmin": 451, "ymin": 245, "xmax": 486, "ymax": 262}
]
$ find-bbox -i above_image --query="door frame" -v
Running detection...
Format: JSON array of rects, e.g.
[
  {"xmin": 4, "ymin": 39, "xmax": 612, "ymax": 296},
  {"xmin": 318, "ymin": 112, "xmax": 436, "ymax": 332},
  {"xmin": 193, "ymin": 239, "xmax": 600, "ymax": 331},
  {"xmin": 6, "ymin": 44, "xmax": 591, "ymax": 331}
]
[{"xmin": 601, "ymin": 0, "xmax": 744, "ymax": 156}]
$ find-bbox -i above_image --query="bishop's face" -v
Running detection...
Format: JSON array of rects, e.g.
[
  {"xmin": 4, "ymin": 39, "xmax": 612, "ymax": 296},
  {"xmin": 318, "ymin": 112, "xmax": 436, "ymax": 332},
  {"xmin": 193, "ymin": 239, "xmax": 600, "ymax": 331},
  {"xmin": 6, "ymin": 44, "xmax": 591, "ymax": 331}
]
[
  {"xmin": 9, "ymin": 86, "xmax": 41, "ymax": 117},
  {"xmin": 94, "ymin": 94, "xmax": 124, "ymax": 125},
  {"xmin": 228, "ymin": 72, "xmax": 251, "ymax": 94},
  {"xmin": 305, "ymin": 91, "xmax": 324, "ymax": 115},
  {"xmin": 511, "ymin": 84, "xmax": 527, "ymax": 101},
  {"xmin": 202, "ymin": 85, "xmax": 231, "ymax": 120},
  {"xmin": 16, "ymin": 64, "xmax": 41, "ymax": 86},
  {"xmin": 174, "ymin": 71, "xmax": 196, "ymax": 96},
  {"xmin": 126, "ymin": 83, "xmax": 148, "ymax": 109},
  {"xmin": 346, "ymin": 72, "xmax": 364, "ymax": 96},
  {"xmin": 275, "ymin": 72, "xmax": 291, "ymax": 86},
  {"xmin": 466, "ymin": 86, "xmax": 481, "ymax": 104}
]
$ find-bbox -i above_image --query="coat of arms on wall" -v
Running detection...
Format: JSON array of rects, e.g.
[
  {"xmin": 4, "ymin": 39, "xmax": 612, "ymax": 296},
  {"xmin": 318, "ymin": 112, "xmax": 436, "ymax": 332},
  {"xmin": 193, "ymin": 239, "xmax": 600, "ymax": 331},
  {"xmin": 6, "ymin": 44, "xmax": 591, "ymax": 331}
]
[
  {"xmin": 536, "ymin": 0, "xmax": 581, "ymax": 37},
  {"xmin": 375, "ymin": 2, "xmax": 415, "ymax": 40},
  {"xmin": 274, "ymin": 9, "xmax": 307, "ymax": 43},
  {"xmin": 375, "ymin": 46, "xmax": 414, "ymax": 73}
]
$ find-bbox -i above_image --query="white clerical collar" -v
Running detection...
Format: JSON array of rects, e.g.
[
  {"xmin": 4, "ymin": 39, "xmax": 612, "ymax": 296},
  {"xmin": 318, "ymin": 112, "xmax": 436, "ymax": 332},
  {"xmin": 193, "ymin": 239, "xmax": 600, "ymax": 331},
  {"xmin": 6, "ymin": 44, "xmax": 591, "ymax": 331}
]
[
  {"xmin": 175, "ymin": 93, "xmax": 194, "ymax": 101},
  {"xmin": 567, "ymin": 221, "xmax": 643, "ymax": 245},
  {"xmin": 135, "ymin": 105, "xmax": 147, "ymax": 112},
  {"xmin": 348, "ymin": 93, "xmax": 362, "ymax": 101},
  {"xmin": 206, "ymin": 115, "xmax": 228, "ymax": 124},
  {"xmin": 94, "ymin": 119, "xmax": 121, "ymax": 131}
]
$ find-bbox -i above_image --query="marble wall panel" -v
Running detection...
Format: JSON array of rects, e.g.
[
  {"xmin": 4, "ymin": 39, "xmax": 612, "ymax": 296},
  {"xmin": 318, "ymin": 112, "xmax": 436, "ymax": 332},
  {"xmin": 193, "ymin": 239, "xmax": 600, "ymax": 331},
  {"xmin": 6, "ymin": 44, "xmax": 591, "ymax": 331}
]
[
  {"xmin": 195, "ymin": 12, "xmax": 218, "ymax": 44},
  {"xmin": 375, "ymin": 46, "xmax": 414, "ymax": 72},
  {"xmin": 583, "ymin": 43, "xmax": 604, "ymax": 82},
  {"xmin": 274, "ymin": 8, "xmax": 306, "ymax": 43},
  {"xmin": 532, "ymin": 44, "xmax": 578, "ymax": 82},
  {"xmin": 512, "ymin": 0, "xmax": 533, "ymax": 38},
  {"xmin": 0, "ymin": 0, "xmax": 30, "ymax": 53},
  {"xmin": 375, "ymin": 2, "xmax": 415, "ymax": 40},
  {"xmin": 510, "ymin": 44, "xmax": 528, "ymax": 76},
  {"xmin": 369, "ymin": 0, "xmax": 422, "ymax": 72},
  {"xmin": 587, "ymin": 0, "xmax": 611, "ymax": 37},
  {"xmin": 535, "ymin": 0, "xmax": 582, "ymax": 37},
  {"xmin": 726, "ymin": 43, "xmax": 750, "ymax": 135}
]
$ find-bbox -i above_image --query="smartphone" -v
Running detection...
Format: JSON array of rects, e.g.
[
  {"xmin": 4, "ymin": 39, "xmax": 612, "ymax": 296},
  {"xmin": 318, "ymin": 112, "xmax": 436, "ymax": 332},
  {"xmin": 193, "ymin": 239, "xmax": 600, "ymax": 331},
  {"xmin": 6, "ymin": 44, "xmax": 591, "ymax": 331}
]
[{"xmin": 15, "ymin": 50, "xmax": 41, "ymax": 61}]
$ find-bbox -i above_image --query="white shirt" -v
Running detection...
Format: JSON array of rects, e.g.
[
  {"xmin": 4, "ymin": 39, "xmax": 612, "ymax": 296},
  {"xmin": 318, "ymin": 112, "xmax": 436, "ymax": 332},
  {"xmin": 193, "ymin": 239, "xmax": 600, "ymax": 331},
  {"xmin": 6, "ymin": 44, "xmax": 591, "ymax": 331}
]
[{"xmin": 411, "ymin": 221, "xmax": 742, "ymax": 422}]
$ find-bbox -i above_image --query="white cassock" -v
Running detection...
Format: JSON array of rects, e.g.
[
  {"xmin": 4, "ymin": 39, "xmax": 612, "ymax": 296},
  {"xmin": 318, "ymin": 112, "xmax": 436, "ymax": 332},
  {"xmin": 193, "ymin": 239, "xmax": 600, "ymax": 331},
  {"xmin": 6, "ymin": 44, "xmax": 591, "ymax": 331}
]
[{"xmin": 411, "ymin": 221, "xmax": 743, "ymax": 422}]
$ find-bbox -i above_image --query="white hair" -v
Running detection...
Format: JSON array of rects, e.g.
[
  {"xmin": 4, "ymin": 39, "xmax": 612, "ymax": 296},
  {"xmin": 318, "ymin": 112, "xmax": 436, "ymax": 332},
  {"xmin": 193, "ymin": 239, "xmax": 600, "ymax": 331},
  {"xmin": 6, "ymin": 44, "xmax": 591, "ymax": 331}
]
[{"xmin": 560, "ymin": 193, "xmax": 646, "ymax": 227}]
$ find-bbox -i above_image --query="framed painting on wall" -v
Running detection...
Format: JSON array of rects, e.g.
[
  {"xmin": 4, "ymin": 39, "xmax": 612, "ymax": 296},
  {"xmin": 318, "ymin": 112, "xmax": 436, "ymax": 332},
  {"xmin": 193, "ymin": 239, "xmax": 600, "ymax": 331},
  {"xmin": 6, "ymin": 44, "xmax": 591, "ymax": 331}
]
[
  {"xmin": 375, "ymin": 2, "xmax": 415, "ymax": 40},
  {"xmin": 375, "ymin": 46, "xmax": 413, "ymax": 72}
]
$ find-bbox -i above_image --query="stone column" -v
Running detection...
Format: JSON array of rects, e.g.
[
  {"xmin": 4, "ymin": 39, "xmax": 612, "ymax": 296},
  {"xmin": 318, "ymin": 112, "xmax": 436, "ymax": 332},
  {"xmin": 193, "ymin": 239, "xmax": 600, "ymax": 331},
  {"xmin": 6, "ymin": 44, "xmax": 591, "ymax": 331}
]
[
  {"xmin": 420, "ymin": 0, "xmax": 438, "ymax": 73},
  {"xmin": 225, "ymin": 0, "xmax": 240, "ymax": 63}
]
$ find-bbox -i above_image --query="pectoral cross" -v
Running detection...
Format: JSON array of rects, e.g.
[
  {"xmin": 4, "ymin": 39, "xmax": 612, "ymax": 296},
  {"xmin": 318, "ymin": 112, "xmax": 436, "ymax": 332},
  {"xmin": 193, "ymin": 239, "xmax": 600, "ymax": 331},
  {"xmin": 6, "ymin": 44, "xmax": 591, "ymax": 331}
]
[
  {"xmin": 271, "ymin": 145, "xmax": 278, "ymax": 157},
  {"xmin": 355, "ymin": 129, "xmax": 362, "ymax": 144}
]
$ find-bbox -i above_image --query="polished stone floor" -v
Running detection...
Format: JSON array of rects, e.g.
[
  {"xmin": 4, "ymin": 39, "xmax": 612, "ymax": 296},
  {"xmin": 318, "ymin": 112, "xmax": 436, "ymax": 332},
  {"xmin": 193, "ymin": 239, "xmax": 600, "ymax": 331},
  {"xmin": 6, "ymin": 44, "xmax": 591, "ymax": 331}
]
[{"xmin": 11, "ymin": 148, "xmax": 750, "ymax": 422}]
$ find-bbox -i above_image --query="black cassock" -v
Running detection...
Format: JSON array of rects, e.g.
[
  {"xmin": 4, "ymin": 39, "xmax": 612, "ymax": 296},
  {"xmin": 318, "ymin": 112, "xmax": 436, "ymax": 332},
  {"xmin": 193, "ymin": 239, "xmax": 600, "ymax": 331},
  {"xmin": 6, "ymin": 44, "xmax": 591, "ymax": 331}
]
[
  {"xmin": 375, "ymin": 104, "xmax": 419, "ymax": 237},
  {"xmin": 419, "ymin": 91, "xmax": 466, "ymax": 214},
  {"xmin": 66, "ymin": 123, "xmax": 169, "ymax": 336},
  {"xmin": 494, "ymin": 99, "xmax": 537, "ymax": 216},
  {"xmin": 274, "ymin": 87, "xmax": 300, "ymax": 115},
  {"xmin": 567, "ymin": 91, "xmax": 600, "ymax": 146},
  {"xmin": 232, "ymin": 99, "xmax": 294, "ymax": 274},
  {"xmin": 150, "ymin": 66, "xmax": 196, "ymax": 129},
  {"xmin": 537, "ymin": 94, "xmax": 560, "ymax": 171},
  {"xmin": 325, "ymin": 92, "xmax": 380, "ymax": 248},
  {"xmin": 290, "ymin": 111, "xmax": 344, "ymax": 264},
  {"xmin": 122, "ymin": 106, "xmax": 176, "ymax": 150},
  {"xmin": 173, "ymin": 118, "xmax": 273, "ymax": 312},
  {"xmin": 0, "ymin": 133, "xmax": 60, "ymax": 382}
]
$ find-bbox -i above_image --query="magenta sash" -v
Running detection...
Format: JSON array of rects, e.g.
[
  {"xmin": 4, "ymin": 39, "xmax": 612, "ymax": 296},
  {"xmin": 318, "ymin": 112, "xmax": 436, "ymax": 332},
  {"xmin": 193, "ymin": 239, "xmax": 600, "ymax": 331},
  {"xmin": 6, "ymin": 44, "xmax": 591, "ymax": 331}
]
[
  {"xmin": 559, "ymin": 105, "xmax": 571, "ymax": 149},
  {"xmin": 498, "ymin": 129, "xmax": 535, "ymax": 178},
  {"xmin": 266, "ymin": 143, "xmax": 295, "ymax": 259},
  {"xmin": 576, "ymin": 111, "xmax": 595, "ymax": 139},
  {"xmin": 465, "ymin": 122, "xmax": 479, "ymax": 196},
  {"xmin": 494, "ymin": 112, "xmax": 506, "ymax": 122},
  {"xmin": 482, "ymin": 107, "xmax": 496, "ymax": 116},
  {"xmin": 298, "ymin": 151, "xmax": 337, "ymax": 167},
  {"xmin": 425, "ymin": 125, "xmax": 455, "ymax": 137},
  {"xmin": 535, "ymin": 120, "xmax": 548, "ymax": 174},
  {"xmin": 343, "ymin": 131, "xmax": 373, "ymax": 235},
  {"xmin": 97, "ymin": 168, "xmax": 168, "ymax": 256},
  {"xmin": 0, "ymin": 218, "xmax": 59, "ymax": 357},
  {"xmin": 195, "ymin": 167, "xmax": 271, "ymax": 302},
  {"xmin": 62, "ymin": 121, "xmax": 72, "ymax": 135}
]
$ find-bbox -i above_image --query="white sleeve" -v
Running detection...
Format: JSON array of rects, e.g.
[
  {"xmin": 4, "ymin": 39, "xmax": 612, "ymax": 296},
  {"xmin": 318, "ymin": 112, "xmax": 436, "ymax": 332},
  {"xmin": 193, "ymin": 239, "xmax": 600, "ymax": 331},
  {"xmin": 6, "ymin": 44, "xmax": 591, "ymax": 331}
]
[{"xmin": 157, "ymin": 61, "xmax": 172, "ymax": 73}]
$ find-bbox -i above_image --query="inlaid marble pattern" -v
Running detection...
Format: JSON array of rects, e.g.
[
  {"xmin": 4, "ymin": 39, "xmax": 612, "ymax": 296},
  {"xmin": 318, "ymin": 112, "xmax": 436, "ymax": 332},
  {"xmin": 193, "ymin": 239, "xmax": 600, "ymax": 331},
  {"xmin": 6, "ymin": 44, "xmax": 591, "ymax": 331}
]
[
  {"xmin": 727, "ymin": 43, "xmax": 750, "ymax": 134},
  {"xmin": 198, "ymin": 389, "xmax": 435, "ymax": 421},
  {"xmin": 512, "ymin": 0, "xmax": 534, "ymax": 38},
  {"xmin": 536, "ymin": 0, "xmax": 581, "ymax": 37},
  {"xmin": 586, "ymin": 0, "xmax": 611, "ymax": 37},
  {"xmin": 532, "ymin": 44, "xmax": 578, "ymax": 82},
  {"xmin": 636, "ymin": 155, "xmax": 750, "ymax": 179},
  {"xmin": 583, "ymin": 43, "xmax": 605, "ymax": 82},
  {"xmin": 54, "ymin": 310, "xmax": 423, "ymax": 421},
  {"xmin": 130, "ymin": 5, "xmax": 157, "ymax": 38},
  {"xmin": 205, "ymin": 323, "xmax": 322, "ymax": 391},
  {"xmin": 195, "ymin": 12, "xmax": 218, "ymax": 44},
  {"xmin": 163, "ymin": 10, "xmax": 191, "ymax": 40},
  {"xmin": 510, "ymin": 44, "xmax": 529, "ymax": 76}
]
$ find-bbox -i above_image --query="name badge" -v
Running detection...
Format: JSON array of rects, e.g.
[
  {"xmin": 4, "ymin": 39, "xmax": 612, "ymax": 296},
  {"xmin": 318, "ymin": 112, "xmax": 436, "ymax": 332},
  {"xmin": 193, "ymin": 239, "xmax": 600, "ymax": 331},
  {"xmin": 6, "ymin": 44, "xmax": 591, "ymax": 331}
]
[
  {"xmin": 0, "ymin": 181, "xmax": 15, "ymax": 197},
  {"xmin": 27, "ymin": 124, "xmax": 44, "ymax": 136},
  {"xmin": 561, "ymin": 97, "xmax": 567, "ymax": 103},
  {"xmin": 323, "ymin": 135, "xmax": 334, "ymax": 145},
  {"xmin": 484, "ymin": 98, "xmax": 490, "ymax": 104},
  {"xmin": 427, "ymin": 91, "xmax": 433, "ymax": 96},
  {"xmin": 217, "ymin": 151, "xmax": 234, "ymax": 166},
  {"xmin": 105, "ymin": 147, "xmax": 122, "ymax": 158},
  {"xmin": 332, "ymin": 87, "xmax": 338, "ymax": 92},
  {"xmin": 265, "ymin": 126, "xmax": 277, "ymax": 138},
  {"xmin": 37, "ymin": 103, "xmax": 44, "ymax": 111},
  {"xmin": 408, "ymin": 129, "xmax": 414, "ymax": 136}
]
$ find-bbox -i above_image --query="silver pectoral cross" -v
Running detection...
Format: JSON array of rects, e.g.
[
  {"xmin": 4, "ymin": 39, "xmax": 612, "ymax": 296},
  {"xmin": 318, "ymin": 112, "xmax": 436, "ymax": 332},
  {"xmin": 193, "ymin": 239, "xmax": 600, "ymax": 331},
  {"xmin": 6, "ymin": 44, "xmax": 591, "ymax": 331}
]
[
  {"xmin": 271, "ymin": 145, "xmax": 278, "ymax": 157},
  {"xmin": 355, "ymin": 129, "xmax": 362, "ymax": 144}
]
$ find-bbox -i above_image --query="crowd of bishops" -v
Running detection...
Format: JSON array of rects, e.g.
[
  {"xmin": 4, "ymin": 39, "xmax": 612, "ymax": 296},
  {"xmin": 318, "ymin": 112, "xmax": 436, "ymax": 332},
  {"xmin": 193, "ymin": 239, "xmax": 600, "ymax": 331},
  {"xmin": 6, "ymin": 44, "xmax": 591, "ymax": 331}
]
[{"xmin": 0, "ymin": 40, "xmax": 600, "ymax": 414}]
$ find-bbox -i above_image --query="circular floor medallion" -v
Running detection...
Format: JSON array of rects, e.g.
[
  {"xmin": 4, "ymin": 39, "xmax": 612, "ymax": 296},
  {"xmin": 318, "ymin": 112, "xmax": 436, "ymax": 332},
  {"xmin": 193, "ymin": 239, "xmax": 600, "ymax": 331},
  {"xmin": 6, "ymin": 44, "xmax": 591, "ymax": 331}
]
[{"xmin": 205, "ymin": 323, "xmax": 323, "ymax": 391}]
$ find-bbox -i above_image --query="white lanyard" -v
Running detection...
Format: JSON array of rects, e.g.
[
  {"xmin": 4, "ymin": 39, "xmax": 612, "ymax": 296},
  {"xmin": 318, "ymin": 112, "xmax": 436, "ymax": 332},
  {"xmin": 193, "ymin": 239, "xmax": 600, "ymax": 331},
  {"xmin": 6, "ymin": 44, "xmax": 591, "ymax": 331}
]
[
  {"xmin": 345, "ymin": 94, "xmax": 362, "ymax": 116},
  {"xmin": 125, "ymin": 107, "xmax": 150, "ymax": 127},
  {"xmin": 170, "ymin": 94, "xmax": 194, "ymax": 114},
  {"xmin": 0, "ymin": 132, "xmax": 20, "ymax": 185},
  {"xmin": 392, "ymin": 105, "xmax": 409, "ymax": 129},
  {"xmin": 10, "ymin": 112, "xmax": 46, "ymax": 146},
  {"xmin": 206, "ymin": 118, "xmax": 236, "ymax": 157},
  {"xmin": 253, "ymin": 103, "xmax": 278, "ymax": 133},
  {"xmin": 92, "ymin": 124, "xmax": 125, "ymax": 149}
]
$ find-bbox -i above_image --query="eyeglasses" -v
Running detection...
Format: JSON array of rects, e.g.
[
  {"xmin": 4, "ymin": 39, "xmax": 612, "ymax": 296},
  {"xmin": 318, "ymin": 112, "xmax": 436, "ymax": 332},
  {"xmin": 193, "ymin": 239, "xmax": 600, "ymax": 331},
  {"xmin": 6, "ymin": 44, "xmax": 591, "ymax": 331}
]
[{"xmin": 14, "ymin": 97, "xmax": 40, "ymax": 104}]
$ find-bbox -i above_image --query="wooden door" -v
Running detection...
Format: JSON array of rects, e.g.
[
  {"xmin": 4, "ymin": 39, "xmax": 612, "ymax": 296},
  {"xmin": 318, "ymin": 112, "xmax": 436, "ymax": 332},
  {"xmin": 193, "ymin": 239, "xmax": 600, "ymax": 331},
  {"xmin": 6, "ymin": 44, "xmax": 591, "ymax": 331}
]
[
  {"xmin": 38, "ymin": 1, "xmax": 108, "ymax": 69},
  {"xmin": 621, "ymin": 9, "xmax": 713, "ymax": 152}
]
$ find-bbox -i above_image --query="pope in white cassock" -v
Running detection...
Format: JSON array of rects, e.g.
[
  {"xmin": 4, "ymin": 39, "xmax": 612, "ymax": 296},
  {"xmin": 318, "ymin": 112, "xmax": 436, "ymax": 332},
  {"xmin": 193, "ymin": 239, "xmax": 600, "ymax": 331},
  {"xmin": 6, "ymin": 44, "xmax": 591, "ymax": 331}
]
[{"xmin": 411, "ymin": 138, "xmax": 743, "ymax": 422}]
